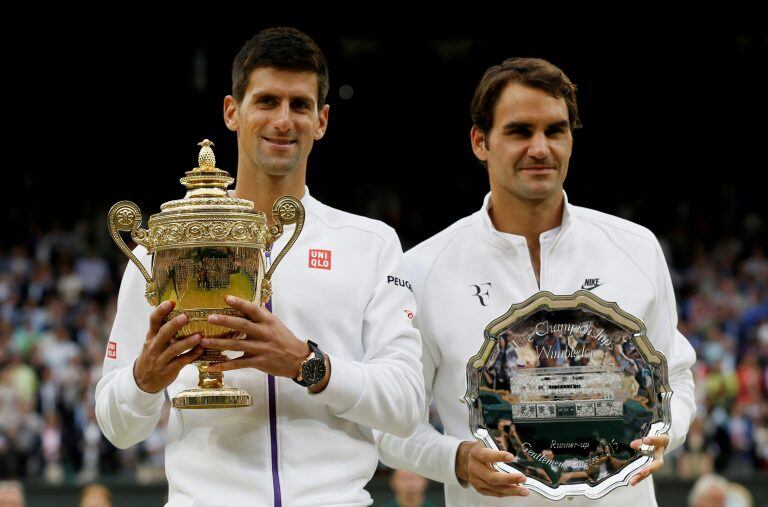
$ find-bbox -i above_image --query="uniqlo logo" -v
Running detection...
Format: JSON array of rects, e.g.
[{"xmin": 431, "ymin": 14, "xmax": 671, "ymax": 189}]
[
  {"xmin": 308, "ymin": 249, "xmax": 332, "ymax": 270},
  {"xmin": 107, "ymin": 341, "xmax": 117, "ymax": 359}
]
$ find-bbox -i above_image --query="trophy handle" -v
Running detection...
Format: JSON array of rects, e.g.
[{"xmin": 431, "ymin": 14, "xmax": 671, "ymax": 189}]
[
  {"xmin": 261, "ymin": 196, "xmax": 305, "ymax": 304},
  {"xmin": 108, "ymin": 201, "xmax": 157, "ymax": 305}
]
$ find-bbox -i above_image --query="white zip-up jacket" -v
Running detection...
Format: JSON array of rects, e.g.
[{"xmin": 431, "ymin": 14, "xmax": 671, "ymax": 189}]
[
  {"xmin": 96, "ymin": 189, "xmax": 425, "ymax": 507},
  {"xmin": 376, "ymin": 192, "xmax": 696, "ymax": 507}
]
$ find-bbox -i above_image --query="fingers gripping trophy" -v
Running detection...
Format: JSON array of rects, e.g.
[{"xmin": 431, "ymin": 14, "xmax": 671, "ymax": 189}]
[{"xmin": 108, "ymin": 139, "xmax": 304, "ymax": 409}]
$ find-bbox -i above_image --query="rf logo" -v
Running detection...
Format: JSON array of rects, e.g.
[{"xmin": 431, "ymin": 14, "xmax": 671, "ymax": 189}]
[{"xmin": 470, "ymin": 283, "xmax": 492, "ymax": 306}]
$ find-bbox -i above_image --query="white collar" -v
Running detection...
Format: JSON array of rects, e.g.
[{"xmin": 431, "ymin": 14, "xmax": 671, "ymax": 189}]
[{"xmin": 473, "ymin": 190, "xmax": 575, "ymax": 251}]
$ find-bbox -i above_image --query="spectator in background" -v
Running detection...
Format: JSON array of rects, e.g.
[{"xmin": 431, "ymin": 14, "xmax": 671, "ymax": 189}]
[
  {"xmin": 38, "ymin": 326, "xmax": 79, "ymax": 382},
  {"xmin": 75, "ymin": 247, "xmax": 110, "ymax": 297},
  {"xmin": 79, "ymin": 483, "xmax": 112, "ymax": 507},
  {"xmin": 736, "ymin": 353, "xmax": 763, "ymax": 405},
  {"xmin": 57, "ymin": 258, "xmax": 84, "ymax": 306},
  {"xmin": 0, "ymin": 481, "xmax": 24, "ymax": 507},
  {"xmin": 384, "ymin": 469, "xmax": 435, "ymax": 507},
  {"xmin": 677, "ymin": 417, "xmax": 713, "ymax": 479},
  {"xmin": 41, "ymin": 411, "xmax": 64, "ymax": 484},
  {"xmin": 79, "ymin": 407, "xmax": 102, "ymax": 483},
  {"xmin": 688, "ymin": 473, "xmax": 753, "ymax": 507},
  {"xmin": 742, "ymin": 245, "xmax": 768, "ymax": 283}
]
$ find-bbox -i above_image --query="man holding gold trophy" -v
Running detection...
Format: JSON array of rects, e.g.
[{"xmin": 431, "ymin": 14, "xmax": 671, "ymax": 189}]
[
  {"xmin": 376, "ymin": 58, "xmax": 697, "ymax": 505},
  {"xmin": 96, "ymin": 28, "xmax": 424, "ymax": 506}
]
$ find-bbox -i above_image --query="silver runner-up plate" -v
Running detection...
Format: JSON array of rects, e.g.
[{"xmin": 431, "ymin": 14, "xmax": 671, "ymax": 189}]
[{"xmin": 464, "ymin": 290, "xmax": 672, "ymax": 500}]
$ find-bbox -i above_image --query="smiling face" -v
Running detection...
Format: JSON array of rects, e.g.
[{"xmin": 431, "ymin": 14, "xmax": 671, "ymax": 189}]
[
  {"xmin": 224, "ymin": 67, "xmax": 329, "ymax": 178},
  {"xmin": 472, "ymin": 82, "xmax": 573, "ymax": 205}
]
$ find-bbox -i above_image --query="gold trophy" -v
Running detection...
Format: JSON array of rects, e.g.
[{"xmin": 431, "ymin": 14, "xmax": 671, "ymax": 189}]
[{"xmin": 108, "ymin": 139, "xmax": 304, "ymax": 409}]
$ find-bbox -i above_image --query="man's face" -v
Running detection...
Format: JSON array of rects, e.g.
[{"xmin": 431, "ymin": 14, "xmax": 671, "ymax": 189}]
[
  {"xmin": 390, "ymin": 469, "xmax": 427, "ymax": 507},
  {"xmin": 224, "ymin": 67, "xmax": 329, "ymax": 176},
  {"xmin": 0, "ymin": 485, "xmax": 24, "ymax": 507},
  {"xmin": 472, "ymin": 82, "xmax": 573, "ymax": 203}
]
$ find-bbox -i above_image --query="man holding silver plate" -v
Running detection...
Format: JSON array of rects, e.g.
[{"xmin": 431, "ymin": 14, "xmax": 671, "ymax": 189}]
[
  {"xmin": 376, "ymin": 58, "xmax": 696, "ymax": 505},
  {"xmin": 96, "ymin": 28, "xmax": 424, "ymax": 506}
]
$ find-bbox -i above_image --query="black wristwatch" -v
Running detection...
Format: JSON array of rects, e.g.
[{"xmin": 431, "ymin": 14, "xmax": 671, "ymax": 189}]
[{"xmin": 293, "ymin": 340, "xmax": 327, "ymax": 388}]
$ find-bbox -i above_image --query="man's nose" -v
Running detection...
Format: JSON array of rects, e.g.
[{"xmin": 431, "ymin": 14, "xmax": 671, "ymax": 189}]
[
  {"xmin": 527, "ymin": 132, "xmax": 550, "ymax": 160},
  {"xmin": 272, "ymin": 102, "xmax": 292, "ymax": 132}
]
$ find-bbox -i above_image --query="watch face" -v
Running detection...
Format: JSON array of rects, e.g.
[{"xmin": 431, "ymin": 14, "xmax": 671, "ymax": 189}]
[{"xmin": 303, "ymin": 358, "xmax": 326, "ymax": 384}]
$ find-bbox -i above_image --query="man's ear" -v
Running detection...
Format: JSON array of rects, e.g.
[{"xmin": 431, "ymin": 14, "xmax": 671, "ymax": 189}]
[
  {"xmin": 470, "ymin": 125, "xmax": 489, "ymax": 162},
  {"xmin": 314, "ymin": 104, "xmax": 330, "ymax": 140},
  {"xmin": 223, "ymin": 95, "xmax": 239, "ymax": 132}
]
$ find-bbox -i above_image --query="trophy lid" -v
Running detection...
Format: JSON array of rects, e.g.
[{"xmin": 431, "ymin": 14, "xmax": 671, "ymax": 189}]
[
  {"xmin": 158, "ymin": 139, "xmax": 255, "ymax": 212},
  {"xmin": 146, "ymin": 140, "xmax": 268, "ymax": 251}
]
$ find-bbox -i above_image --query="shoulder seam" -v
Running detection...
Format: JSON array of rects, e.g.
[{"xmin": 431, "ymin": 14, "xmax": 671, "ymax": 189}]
[
  {"xmin": 414, "ymin": 223, "xmax": 474, "ymax": 309},
  {"xmin": 409, "ymin": 218, "xmax": 474, "ymax": 257},
  {"xmin": 572, "ymin": 208, "xmax": 655, "ymax": 243},
  {"xmin": 582, "ymin": 220, "xmax": 658, "ymax": 293},
  {"xmin": 308, "ymin": 204, "xmax": 390, "ymax": 245}
]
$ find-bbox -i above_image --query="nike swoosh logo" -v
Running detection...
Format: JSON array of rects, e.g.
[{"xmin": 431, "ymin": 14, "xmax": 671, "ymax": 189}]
[{"xmin": 581, "ymin": 283, "xmax": 603, "ymax": 291}]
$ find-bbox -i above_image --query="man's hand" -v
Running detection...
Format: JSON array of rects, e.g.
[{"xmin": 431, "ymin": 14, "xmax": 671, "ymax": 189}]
[
  {"xmin": 455, "ymin": 441, "xmax": 528, "ymax": 498},
  {"xmin": 629, "ymin": 434, "xmax": 670, "ymax": 486},
  {"xmin": 134, "ymin": 300, "xmax": 205, "ymax": 393},
  {"xmin": 203, "ymin": 295, "xmax": 312, "ymax": 380}
]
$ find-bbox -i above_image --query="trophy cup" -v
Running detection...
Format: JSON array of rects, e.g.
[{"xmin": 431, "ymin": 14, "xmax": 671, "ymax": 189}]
[
  {"xmin": 108, "ymin": 139, "xmax": 304, "ymax": 409},
  {"xmin": 464, "ymin": 291, "xmax": 672, "ymax": 500}
]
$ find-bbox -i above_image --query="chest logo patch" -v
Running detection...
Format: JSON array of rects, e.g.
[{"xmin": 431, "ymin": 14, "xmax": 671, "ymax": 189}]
[
  {"xmin": 581, "ymin": 278, "xmax": 603, "ymax": 291},
  {"xmin": 309, "ymin": 249, "xmax": 332, "ymax": 270},
  {"xmin": 107, "ymin": 341, "xmax": 117, "ymax": 359},
  {"xmin": 471, "ymin": 282, "xmax": 492, "ymax": 306}
]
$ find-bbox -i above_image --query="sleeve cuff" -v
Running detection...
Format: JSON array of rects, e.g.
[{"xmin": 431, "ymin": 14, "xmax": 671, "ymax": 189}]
[
  {"xmin": 441, "ymin": 435, "xmax": 466, "ymax": 487},
  {"xmin": 115, "ymin": 361, "xmax": 165, "ymax": 416},
  {"xmin": 309, "ymin": 354, "xmax": 365, "ymax": 414}
]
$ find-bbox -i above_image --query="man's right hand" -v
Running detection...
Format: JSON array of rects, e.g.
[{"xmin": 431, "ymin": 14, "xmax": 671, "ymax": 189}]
[
  {"xmin": 455, "ymin": 440, "xmax": 529, "ymax": 498},
  {"xmin": 133, "ymin": 300, "xmax": 205, "ymax": 393}
]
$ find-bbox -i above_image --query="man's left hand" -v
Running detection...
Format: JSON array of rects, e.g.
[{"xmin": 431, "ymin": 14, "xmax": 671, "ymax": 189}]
[
  {"xmin": 202, "ymin": 295, "xmax": 309, "ymax": 379},
  {"xmin": 628, "ymin": 434, "xmax": 669, "ymax": 486}
]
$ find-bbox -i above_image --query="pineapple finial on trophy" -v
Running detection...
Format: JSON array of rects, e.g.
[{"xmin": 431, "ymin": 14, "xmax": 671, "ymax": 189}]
[
  {"xmin": 177, "ymin": 139, "xmax": 233, "ymax": 198},
  {"xmin": 197, "ymin": 139, "xmax": 216, "ymax": 170}
]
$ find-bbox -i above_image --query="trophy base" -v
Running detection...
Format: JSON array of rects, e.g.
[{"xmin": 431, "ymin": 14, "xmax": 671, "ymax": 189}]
[{"xmin": 172, "ymin": 386, "xmax": 252, "ymax": 409}]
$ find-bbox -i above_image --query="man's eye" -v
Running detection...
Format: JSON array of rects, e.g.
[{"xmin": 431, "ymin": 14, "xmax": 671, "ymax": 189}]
[
  {"xmin": 293, "ymin": 101, "xmax": 310, "ymax": 110},
  {"xmin": 258, "ymin": 97, "xmax": 277, "ymax": 105}
]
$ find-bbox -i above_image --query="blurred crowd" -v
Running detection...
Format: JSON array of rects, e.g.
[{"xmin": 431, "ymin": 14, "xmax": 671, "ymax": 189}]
[
  {"xmin": 0, "ymin": 220, "xmax": 165, "ymax": 484},
  {"xmin": 0, "ymin": 209, "xmax": 766, "ymax": 485},
  {"xmin": 671, "ymin": 236, "xmax": 768, "ymax": 479}
]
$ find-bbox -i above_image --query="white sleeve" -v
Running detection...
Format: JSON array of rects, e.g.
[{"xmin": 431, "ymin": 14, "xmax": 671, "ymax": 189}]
[
  {"xmin": 649, "ymin": 240, "xmax": 697, "ymax": 453},
  {"xmin": 310, "ymin": 229, "xmax": 425, "ymax": 438},
  {"xmin": 375, "ymin": 320, "xmax": 464, "ymax": 486},
  {"xmin": 374, "ymin": 247, "xmax": 465, "ymax": 487},
  {"xmin": 95, "ymin": 248, "xmax": 165, "ymax": 449}
]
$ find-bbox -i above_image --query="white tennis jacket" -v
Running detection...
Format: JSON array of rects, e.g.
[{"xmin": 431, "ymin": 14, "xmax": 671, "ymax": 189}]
[
  {"xmin": 376, "ymin": 192, "xmax": 696, "ymax": 507},
  {"xmin": 96, "ymin": 189, "xmax": 424, "ymax": 507}
]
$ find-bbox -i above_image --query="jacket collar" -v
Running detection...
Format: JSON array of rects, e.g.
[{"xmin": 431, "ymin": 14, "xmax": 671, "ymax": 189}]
[{"xmin": 472, "ymin": 190, "xmax": 575, "ymax": 251}]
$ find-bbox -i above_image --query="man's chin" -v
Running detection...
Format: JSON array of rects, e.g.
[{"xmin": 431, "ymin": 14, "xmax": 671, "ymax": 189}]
[
  {"xmin": 520, "ymin": 184, "xmax": 562, "ymax": 202},
  {"xmin": 264, "ymin": 167, "xmax": 296, "ymax": 177},
  {"xmin": 258, "ymin": 159, "xmax": 300, "ymax": 177}
]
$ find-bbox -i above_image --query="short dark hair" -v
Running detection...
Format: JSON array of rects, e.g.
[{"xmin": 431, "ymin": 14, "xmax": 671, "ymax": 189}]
[
  {"xmin": 470, "ymin": 57, "xmax": 581, "ymax": 133},
  {"xmin": 231, "ymin": 27, "xmax": 329, "ymax": 109}
]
